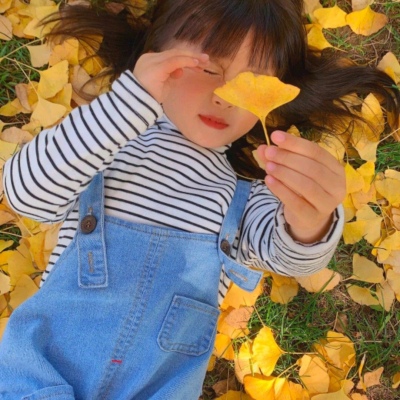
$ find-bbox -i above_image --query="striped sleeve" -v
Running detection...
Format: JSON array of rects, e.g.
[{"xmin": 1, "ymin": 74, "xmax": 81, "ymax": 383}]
[
  {"xmin": 2, "ymin": 71, "xmax": 163, "ymax": 223},
  {"xmin": 236, "ymin": 180, "xmax": 344, "ymax": 276}
]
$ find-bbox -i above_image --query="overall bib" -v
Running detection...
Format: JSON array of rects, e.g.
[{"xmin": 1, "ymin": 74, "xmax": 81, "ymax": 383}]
[{"xmin": 0, "ymin": 173, "xmax": 263, "ymax": 400}]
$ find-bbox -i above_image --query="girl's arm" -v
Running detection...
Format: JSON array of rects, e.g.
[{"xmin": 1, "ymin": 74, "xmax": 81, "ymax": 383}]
[
  {"xmin": 236, "ymin": 130, "xmax": 346, "ymax": 276},
  {"xmin": 3, "ymin": 49, "xmax": 208, "ymax": 223},
  {"xmin": 3, "ymin": 71, "xmax": 163, "ymax": 223},
  {"xmin": 236, "ymin": 181, "xmax": 344, "ymax": 276}
]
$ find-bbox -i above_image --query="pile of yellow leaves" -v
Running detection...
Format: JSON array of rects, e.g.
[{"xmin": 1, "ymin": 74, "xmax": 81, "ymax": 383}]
[{"xmin": 1, "ymin": 0, "xmax": 400, "ymax": 399}]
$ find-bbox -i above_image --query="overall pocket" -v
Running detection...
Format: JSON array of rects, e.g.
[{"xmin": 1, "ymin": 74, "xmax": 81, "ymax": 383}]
[{"xmin": 157, "ymin": 295, "xmax": 219, "ymax": 356}]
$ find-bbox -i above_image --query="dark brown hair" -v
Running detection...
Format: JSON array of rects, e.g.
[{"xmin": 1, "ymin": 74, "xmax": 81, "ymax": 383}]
[{"xmin": 45, "ymin": 0, "xmax": 400, "ymax": 178}]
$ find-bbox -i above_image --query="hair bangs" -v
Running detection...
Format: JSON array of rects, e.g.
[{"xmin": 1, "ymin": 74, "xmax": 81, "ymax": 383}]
[{"xmin": 170, "ymin": 0, "xmax": 306, "ymax": 79}]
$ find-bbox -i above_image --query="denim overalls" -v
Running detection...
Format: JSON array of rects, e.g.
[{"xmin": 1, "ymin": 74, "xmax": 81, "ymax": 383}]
[{"xmin": 0, "ymin": 172, "xmax": 263, "ymax": 400}]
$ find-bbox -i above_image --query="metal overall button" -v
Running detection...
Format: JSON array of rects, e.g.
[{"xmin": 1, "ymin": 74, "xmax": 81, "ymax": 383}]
[
  {"xmin": 220, "ymin": 239, "xmax": 231, "ymax": 256},
  {"xmin": 81, "ymin": 215, "xmax": 97, "ymax": 234}
]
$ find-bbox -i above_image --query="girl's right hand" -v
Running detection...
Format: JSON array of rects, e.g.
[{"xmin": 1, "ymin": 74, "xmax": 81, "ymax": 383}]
[{"xmin": 133, "ymin": 49, "xmax": 209, "ymax": 103}]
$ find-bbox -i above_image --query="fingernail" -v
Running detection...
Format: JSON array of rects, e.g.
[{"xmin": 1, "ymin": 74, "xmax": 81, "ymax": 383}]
[{"xmin": 272, "ymin": 131, "xmax": 285, "ymax": 143}]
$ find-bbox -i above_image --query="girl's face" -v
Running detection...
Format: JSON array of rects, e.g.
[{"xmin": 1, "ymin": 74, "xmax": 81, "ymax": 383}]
[{"xmin": 161, "ymin": 34, "xmax": 272, "ymax": 149}]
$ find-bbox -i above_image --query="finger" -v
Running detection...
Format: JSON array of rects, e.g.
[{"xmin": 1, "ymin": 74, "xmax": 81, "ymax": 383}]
[
  {"xmin": 264, "ymin": 146, "xmax": 344, "ymax": 198},
  {"xmin": 269, "ymin": 131, "xmax": 341, "ymax": 172},
  {"xmin": 265, "ymin": 162, "xmax": 341, "ymax": 213},
  {"xmin": 265, "ymin": 175, "xmax": 318, "ymax": 222}
]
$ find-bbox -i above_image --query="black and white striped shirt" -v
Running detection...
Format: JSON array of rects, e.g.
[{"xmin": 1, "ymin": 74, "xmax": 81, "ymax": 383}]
[{"xmin": 3, "ymin": 70, "xmax": 344, "ymax": 304}]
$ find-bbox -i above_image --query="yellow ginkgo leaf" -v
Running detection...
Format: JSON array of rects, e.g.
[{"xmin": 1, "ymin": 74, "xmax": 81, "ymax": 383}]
[
  {"xmin": 351, "ymin": 254, "xmax": 384, "ymax": 283},
  {"xmin": 0, "ymin": 98, "xmax": 30, "ymax": 117},
  {"xmin": 27, "ymin": 43, "xmax": 51, "ymax": 68},
  {"xmin": 217, "ymin": 309, "xmax": 249, "ymax": 339},
  {"xmin": 49, "ymin": 37, "xmax": 80, "ymax": 66},
  {"xmin": 9, "ymin": 274, "xmax": 38, "ymax": 310},
  {"xmin": 0, "ymin": 317, "xmax": 9, "ymax": 341},
  {"xmin": 376, "ymin": 281, "xmax": 395, "ymax": 312},
  {"xmin": 312, "ymin": 380, "xmax": 354, "ymax": 399},
  {"xmin": 221, "ymin": 279, "xmax": 263, "ymax": 310},
  {"xmin": 252, "ymin": 327, "xmax": 285, "ymax": 376},
  {"xmin": 313, "ymin": 5, "xmax": 348, "ymax": 29},
  {"xmin": 0, "ymin": 139, "xmax": 18, "ymax": 168},
  {"xmin": 352, "ymin": 0, "xmax": 374, "ymax": 11},
  {"xmin": 359, "ymin": 366, "xmax": 384, "ymax": 389},
  {"xmin": 214, "ymin": 390, "xmax": 252, "ymax": 400},
  {"xmin": 306, "ymin": 24, "xmax": 333, "ymax": 51},
  {"xmin": 213, "ymin": 333, "xmax": 235, "ymax": 360},
  {"xmin": 346, "ymin": 284, "xmax": 380, "ymax": 307},
  {"xmin": 0, "ymin": 272, "xmax": 11, "ymax": 295},
  {"xmin": 270, "ymin": 277, "xmax": 299, "ymax": 304},
  {"xmin": 0, "ymin": 14, "xmax": 12, "ymax": 41},
  {"xmin": 214, "ymin": 72, "xmax": 300, "ymax": 145},
  {"xmin": 235, "ymin": 341, "xmax": 253, "ymax": 383},
  {"xmin": 376, "ymin": 231, "xmax": 400, "ymax": 263},
  {"xmin": 0, "ymin": 0, "xmax": 12, "ymax": 13},
  {"xmin": 374, "ymin": 175, "xmax": 400, "ymax": 206},
  {"xmin": 386, "ymin": 269, "xmax": 400, "ymax": 301},
  {"xmin": 377, "ymin": 52, "xmax": 400, "ymax": 84},
  {"xmin": 38, "ymin": 60, "xmax": 69, "ymax": 99},
  {"xmin": 295, "ymin": 268, "xmax": 341, "ymax": 293},
  {"xmin": 303, "ymin": 0, "xmax": 323, "ymax": 20},
  {"xmin": 346, "ymin": 6, "xmax": 388, "ymax": 36},
  {"xmin": 31, "ymin": 95, "xmax": 66, "ymax": 128},
  {"xmin": 243, "ymin": 374, "xmax": 276, "ymax": 400},
  {"xmin": 298, "ymin": 355, "xmax": 330, "ymax": 395},
  {"xmin": 345, "ymin": 163, "xmax": 364, "ymax": 194},
  {"xmin": 392, "ymin": 372, "xmax": 400, "ymax": 389}
]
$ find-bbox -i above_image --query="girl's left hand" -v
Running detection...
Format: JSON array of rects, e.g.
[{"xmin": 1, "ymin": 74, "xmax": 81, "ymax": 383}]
[{"xmin": 257, "ymin": 130, "xmax": 346, "ymax": 244}]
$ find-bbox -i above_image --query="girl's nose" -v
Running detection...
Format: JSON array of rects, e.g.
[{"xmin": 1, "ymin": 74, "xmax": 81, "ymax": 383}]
[{"xmin": 212, "ymin": 93, "xmax": 233, "ymax": 109}]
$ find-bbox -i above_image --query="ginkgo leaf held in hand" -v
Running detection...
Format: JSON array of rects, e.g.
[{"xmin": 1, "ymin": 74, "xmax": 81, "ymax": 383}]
[{"xmin": 214, "ymin": 72, "xmax": 300, "ymax": 145}]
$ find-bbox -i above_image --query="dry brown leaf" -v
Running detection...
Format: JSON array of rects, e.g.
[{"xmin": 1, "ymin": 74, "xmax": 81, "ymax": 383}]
[
  {"xmin": 352, "ymin": 0, "xmax": 374, "ymax": 11},
  {"xmin": 0, "ymin": 127, "xmax": 33, "ymax": 146},
  {"xmin": 357, "ymin": 366, "xmax": 384, "ymax": 389},
  {"xmin": 224, "ymin": 306, "xmax": 253, "ymax": 330}
]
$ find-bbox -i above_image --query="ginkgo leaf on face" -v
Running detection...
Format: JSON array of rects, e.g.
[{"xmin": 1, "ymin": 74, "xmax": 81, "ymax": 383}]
[
  {"xmin": 313, "ymin": 5, "xmax": 348, "ymax": 29},
  {"xmin": 214, "ymin": 72, "xmax": 300, "ymax": 145},
  {"xmin": 346, "ymin": 6, "xmax": 388, "ymax": 36}
]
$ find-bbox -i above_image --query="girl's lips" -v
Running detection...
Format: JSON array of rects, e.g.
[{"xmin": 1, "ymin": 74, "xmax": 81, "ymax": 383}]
[{"xmin": 199, "ymin": 115, "xmax": 229, "ymax": 130}]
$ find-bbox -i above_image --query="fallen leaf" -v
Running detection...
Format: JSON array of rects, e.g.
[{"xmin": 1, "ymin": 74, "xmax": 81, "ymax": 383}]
[
  {"xmin": 306, "ymin": 24, "xmax": 333, "ymax": 51},
  {"xmin": 346, "ymin": 284, "xmax": 380, "ymax": 307},
  {"xmin": 221, "ymin": 279, "xmax": 263, "ymax": 310},
  {"xmin": 0, "ymin": 14, "xmax": 12, "ymax": 40},
  {"xmin": 312, "ymin": 380, "xmax": 354, "ymax": 399},
  {"xmin": 30, "ymin": 95, "xmax": 66, "ymax": 128},
  {"xmin": 9, "ymin": 274, "xmax": 38, "ymax": 309},
  {"xmin": 352, "ymin": 0, "xmax": 374, "ymax": 12},
  {"xmin": 377, "ymin": 52, "xmax": 400, "ymax": 84},
  {"xmin": 27, "ymin": 42, "xmax": 51, "ymax": 67},
  {"xmin": 376, "ymin": 281, "xmax": 395, "ymax": 311},
  {"xmin": 38, "ymin": 60, "xmax": 69, "ymax": 99},
  {"xmin": 346, "ymin": 6, "xmax": 388, "ymax": 36},
  {"xmin": 213, "ymin": 333, "xmax": 235, "ymax": 360},
  {"xmin": 252, "ymin": 326, "xmax": 285, "ymax": 375},
  {"xmin": 214, "ymin": 390, "xmax": 252, "ymax": 400},
  {"xmin": 295, "ymin": 268, "xmax": 341, "ymax": 292},
  {"xmin": 313, "ymin": 5, "xmax": 348, "ymax": 29},
  {"xmin": 298, "ymin": 354, "xmax": 330, "ymax": 395},
  {"xmin": 357, "ymin": 366, "xmax": 383, "ymax": 389},
  {"xmin": 392, "ymin": 372, "xmax": 400, "ymax": 389},
  {"xmin": 351, "ymin": 254, "xmax": 384, "ymax": 283},
  {"xmin": 0, "ymin": 127, "xmax": 33, "ymax": 146},
  {"xmin": 214, "ymin": 72, "xmax": 300, "ymax": 145},
  {"xmin": 224, "ymin": 306, "xmax": 254, "ymax": 330}
]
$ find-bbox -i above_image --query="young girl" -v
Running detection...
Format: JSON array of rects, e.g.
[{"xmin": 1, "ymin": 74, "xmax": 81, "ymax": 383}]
[{"xmin": 0, "ymin": 0, "xmax": 399, "ymax": 398}]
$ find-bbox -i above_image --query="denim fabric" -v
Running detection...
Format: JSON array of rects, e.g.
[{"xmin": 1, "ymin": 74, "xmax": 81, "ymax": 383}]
[{"xmin": 0, "ymin": 173, "xmax": 262, "ymax": 399}]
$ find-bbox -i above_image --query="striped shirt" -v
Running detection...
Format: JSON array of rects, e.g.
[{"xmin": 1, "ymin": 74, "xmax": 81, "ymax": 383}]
[{"xmin": 3, "ymin": 70, "xmax": 344, "ymax": 305}]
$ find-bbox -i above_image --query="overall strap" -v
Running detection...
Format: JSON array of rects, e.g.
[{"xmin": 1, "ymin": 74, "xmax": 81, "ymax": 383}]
[
  {"xmin": 77, "ymin": 172, "xmax": 108, "ymax": 288},
  {"xmin": 218, "ymin": 180, "xmax": 263, "ymax": 292}
]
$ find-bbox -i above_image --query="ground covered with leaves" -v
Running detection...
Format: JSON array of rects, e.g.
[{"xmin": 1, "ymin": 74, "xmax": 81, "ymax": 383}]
[{"xmin": 0, "ymin": 0, "xmax": 400, "ymax": 399}]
